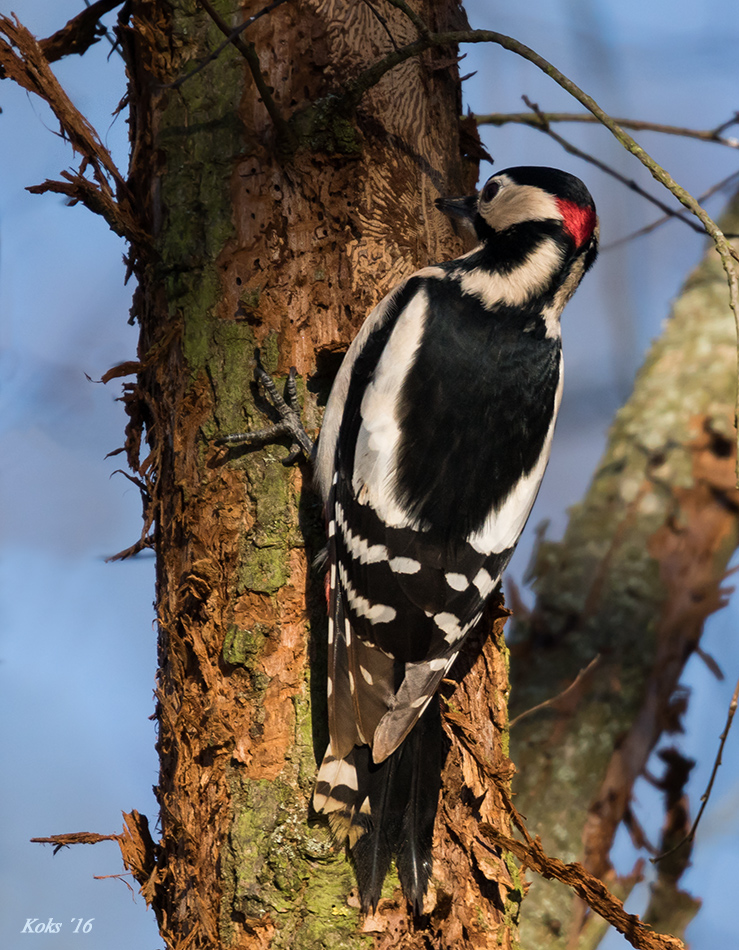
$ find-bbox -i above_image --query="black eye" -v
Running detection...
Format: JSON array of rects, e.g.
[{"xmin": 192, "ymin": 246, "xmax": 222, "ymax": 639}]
[{"xmin": 480, "ymin": 178, "xmax": 500, "ymax": 203}]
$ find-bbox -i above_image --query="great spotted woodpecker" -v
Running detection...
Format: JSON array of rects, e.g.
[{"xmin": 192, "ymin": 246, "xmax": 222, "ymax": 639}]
[
  {"xmin": 310, "ymin": 166, "xmax": 598, "ymax": 912},
  {"xmin": 225, "ymin": 166, "xmax": 598, "ymax": 913}
]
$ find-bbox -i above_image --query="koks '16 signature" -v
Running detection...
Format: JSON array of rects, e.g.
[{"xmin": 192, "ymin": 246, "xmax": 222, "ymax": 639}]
[{"xmin": 21, "ymin": 918, "xmax": 94, "ymax": 934}]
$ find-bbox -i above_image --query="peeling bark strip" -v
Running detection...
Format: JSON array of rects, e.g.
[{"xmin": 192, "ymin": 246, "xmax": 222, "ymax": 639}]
[
  {"xmin": 510, "ymin": 195, "xmax": 739, "ymax": 948},
  {"xmin": 479, "ymin": 827, "xmax": 686, "ymax": 950},
  {"xmin": 0, "ymin": 15, "xmax": 147, "ymax": 249}
]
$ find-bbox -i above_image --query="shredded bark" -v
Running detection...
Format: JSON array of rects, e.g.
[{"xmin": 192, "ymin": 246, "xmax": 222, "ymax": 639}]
[
  {"xmin": 0, "ymin": 14, "xmax": 148, "ymax": 249},
  {"xmin": 39, "ymin": 0, "xmax": 124, "ymax": 63}
]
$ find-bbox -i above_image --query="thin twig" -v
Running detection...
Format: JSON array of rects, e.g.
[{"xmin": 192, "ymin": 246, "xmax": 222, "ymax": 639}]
[
  {"xmin": 605, "ymin": 170, "xmax": 739, "ymax": 250},
  {"xmin": 522, "ymin": 96, "xmax": 707, "ymax": 235},
  {"xmin": 652, "ymin": 672, "xmax": 739, "ymax": 864},
  {"xmin": 39, "ymin": 0, "xmax": 123, "ymax": 62},
  {"xmin": 359, "ymin": 0, "xmax": 400, "ymax": 51},
  {"xmin": 472, "ymin": 110, "xmax": 739, "ymax": 149},
  {"xmin": 383, "ymin": 0, "xmax": 430, "ymax": 38},
  {"xmin": 195, "ymin": 0, "xmax": 293, "ymax": 144},
  {"xmin": 165, "ymin": 0, "xmax": 291, "ymax": 102},
  {"xmin": 509, "ymin": 655, "xmax": 601, "ymax": 728}
]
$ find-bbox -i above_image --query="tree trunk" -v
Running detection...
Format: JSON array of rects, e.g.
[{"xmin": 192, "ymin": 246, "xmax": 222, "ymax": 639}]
[
  {"xmin": 509, "ymin": 196, "xmax": 739, "ymax": 949},
  {"xmin": 118, "ymin": 2, "xmax": 518, "ymax": 947}
]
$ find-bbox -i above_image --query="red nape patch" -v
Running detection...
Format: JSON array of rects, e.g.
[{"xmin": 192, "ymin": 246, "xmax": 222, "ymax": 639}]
[{"xmin": 556, "ymin": 198, "xmax": 597, "ymax": 248}]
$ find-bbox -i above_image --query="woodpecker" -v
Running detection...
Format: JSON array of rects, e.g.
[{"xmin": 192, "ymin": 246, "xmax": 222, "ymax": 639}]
[{"xmin": 310, "ymin": 166, "xmax": 598, "ymax": 913}]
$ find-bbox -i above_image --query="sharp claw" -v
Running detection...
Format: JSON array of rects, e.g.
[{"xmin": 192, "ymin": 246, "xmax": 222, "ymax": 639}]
[{"xmin": 216, "ymin": 355, "xmax": 315, "ymax": 464}]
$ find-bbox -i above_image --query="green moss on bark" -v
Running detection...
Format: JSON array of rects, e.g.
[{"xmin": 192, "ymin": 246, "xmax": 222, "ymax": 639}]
[{"xmin": 221, "ymin": 772, "xmax": 369, "ymax": 950}]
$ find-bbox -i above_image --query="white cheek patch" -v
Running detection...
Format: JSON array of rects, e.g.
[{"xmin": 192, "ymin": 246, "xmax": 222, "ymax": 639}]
[{"xmin": 481, "ymin": 180, "xmax": 562, "ymax": 232}]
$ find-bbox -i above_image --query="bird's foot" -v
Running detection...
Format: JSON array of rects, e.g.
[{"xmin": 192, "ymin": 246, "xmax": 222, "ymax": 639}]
[{"xmin": 216, "ymin": 353, "xmax": 315, "ymax": 466}]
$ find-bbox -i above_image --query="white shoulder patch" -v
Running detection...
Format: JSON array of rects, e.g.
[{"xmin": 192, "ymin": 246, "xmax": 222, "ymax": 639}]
[
  {"xmin": 314, "ymin": 280, "xmax": 409, "ymax": 503},
  {"xmin": 351, "ymin": 289, "xmax": 429, "ymax": 528}
]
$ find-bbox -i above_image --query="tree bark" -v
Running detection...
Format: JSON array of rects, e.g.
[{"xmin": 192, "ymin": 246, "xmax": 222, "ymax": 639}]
[
  {"xmin": 509, "ymin": 196, "xmax": 739, "ymax": 949},
  {"xmin": 117, "ymin": 2, "xmax": 518, "ymax": 947}
]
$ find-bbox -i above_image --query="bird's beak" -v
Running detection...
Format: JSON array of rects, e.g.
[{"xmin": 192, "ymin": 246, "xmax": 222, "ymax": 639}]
[{"xmin": 435, "ymin": 194, "xmax": 478, "ymax": 223}]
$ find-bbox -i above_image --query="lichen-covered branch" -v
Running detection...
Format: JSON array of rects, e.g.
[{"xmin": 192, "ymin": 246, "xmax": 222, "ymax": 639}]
[{"xmin": 508, "ymin": 194, "xmax": 739, "ymax": 949}]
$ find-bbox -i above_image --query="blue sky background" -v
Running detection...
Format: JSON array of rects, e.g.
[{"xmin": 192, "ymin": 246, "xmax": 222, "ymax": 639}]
[{"xmin": 2, "ymin": 1, "xmax": 738, "ymax": 946}]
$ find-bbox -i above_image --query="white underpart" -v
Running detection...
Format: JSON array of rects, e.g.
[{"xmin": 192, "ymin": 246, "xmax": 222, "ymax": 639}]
[
  {"xmin": 456, "ymin": 238, "xmax": 564, "ymax": 310},
  {"xmin": 351, "ymin": 290, "xmax": 429, "ymax": 527},
  {"xmin": 338, "ymin": 562, "xmax": 397, "ymax": 624},
  {"xmin": 314, "ymin": 267, "xmax": 446, "ymax": 503},
  {"xmin": 469, "ymin": 355, "xmax": 564, "ymax": 555},
  {"xmin": 335, "ymin": 501, "xmax": 388, "ymax": 563}
]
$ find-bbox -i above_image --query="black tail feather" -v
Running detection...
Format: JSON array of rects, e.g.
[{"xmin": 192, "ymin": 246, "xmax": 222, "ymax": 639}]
[
  {"xmin": 350, "ymin": 702, "xmax": 442, "ymax": 913},
  {"xmin": 396, "ymin": 702, "xmax": 442, "ymax": 913}
]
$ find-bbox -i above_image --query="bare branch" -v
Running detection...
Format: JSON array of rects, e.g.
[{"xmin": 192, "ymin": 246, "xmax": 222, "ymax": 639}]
[
  {"xmin": 194, "ymin": 0, "xmax": 295, "ymax": 146},
  {"xmin": 472, "ymin": 109, "xmax": 739, "ymax": 149},
  {"xmin": 359, "ymin": 0, "xmax": 400, "ymax": 51},
  {"xmin": 605, "ymin": 170, "xmax": 739, "ymax": 250},
  {"xmin": 509, "ymin": 655, "xmax": 601, "ymax": 728},
  {"xmin": 481, "ymin": 825, "xmax": 686, "ymax": 950},
  {"xmin": 382, "ymin": 0, "xmax": 431, "ymax": 38},
  {"xmin": 521, "ymin": 96, "xmax": 707, "ymax": 235},
  {"xmin": 0, "ymin": 15, "xmax": 149, "ymax": 249}
]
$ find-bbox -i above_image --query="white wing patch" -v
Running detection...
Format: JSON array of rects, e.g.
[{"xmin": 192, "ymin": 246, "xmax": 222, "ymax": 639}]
[
  {"xmin": 389, "ymin": 556, "xmax": 421, "ymax": 574},
  {"xmin": 445, "ymin": 572, "xmax": 469, "ymax": 591}
]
